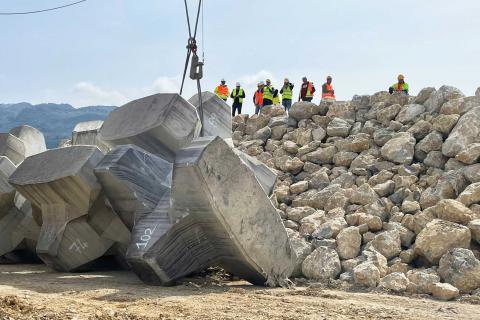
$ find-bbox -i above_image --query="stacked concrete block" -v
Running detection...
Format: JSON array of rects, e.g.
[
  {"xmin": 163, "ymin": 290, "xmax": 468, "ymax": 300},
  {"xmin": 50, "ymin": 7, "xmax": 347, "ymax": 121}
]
[
  {"xmin": 9, "ymin": 146, "xmax": 130, "ymax": 271},
  {"xmin": 72, "ymin": 120, "xmax": 110, "ymax": 154}
]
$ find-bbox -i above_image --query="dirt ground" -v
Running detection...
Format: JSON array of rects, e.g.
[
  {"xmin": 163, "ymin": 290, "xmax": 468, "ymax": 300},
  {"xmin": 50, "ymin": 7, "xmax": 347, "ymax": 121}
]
[{"xmin": 0, "ymin": 264, "xmax": 478, "ymax": 320}]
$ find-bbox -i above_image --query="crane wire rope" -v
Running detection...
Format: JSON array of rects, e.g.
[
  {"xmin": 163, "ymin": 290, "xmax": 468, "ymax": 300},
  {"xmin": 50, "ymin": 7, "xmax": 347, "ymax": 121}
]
[{"xmin": 0, "ymin": 0, "xmax": 87, "ymax": 15}]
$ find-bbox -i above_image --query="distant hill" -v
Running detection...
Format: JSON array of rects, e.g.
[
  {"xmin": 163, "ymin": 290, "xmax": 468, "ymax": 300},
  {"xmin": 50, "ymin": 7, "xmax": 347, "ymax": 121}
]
[{"xmin": 0, "ymin": 103, "xmax": 116, "ymax": 148}]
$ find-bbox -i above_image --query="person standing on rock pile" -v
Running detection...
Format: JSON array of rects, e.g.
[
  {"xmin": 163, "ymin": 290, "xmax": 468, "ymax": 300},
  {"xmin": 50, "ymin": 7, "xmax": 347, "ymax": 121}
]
[
  {"xmin": 214, "ymin": 79, "xmax": 230, "ymax": 101},
  {"xmin": 230, "ymin": 82, "xmax": 246, "ymax": 116},
  {"xmin": 389, "ymin": 74, "xmax": 409, "ymax": 95},
  {"xmin": 253, "ymin": 82, "xmax": 264, "ymax": 115},
  {"xmin": 272, "ymin": 88, "xmax": 280, "ymax": 105},
  {"xmin": 299, "ymin": 76, "xmax": 315, "ymax": 102},
  {"xmin": 280, "ymin": 78, "xmax": 294, "ymax": 112},
  {"xmin": 322, "ymin": 76, "xmax": 336, "ymax": 100},
  {"xmin": 262, "ymin": 79, "xmax": 274, "ymax": 107}
]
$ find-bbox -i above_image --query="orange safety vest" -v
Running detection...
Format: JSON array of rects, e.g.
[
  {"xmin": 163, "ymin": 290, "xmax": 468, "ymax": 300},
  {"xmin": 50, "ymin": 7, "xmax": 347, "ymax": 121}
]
[
  {"xmin": 215, "ymin": 85, "xmax": 229, "ymax": 100},
  {"xmin": 254, "ymin": 90, "xmax": 264, "ymax": 106},
  {"xmin": 322, "ymin": 83, "xmax": 336, "ymax": 99}
]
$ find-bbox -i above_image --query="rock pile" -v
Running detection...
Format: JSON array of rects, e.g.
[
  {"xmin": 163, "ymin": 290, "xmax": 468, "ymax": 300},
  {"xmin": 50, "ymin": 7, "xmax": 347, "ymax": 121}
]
[{"xmin": 233, "ymin": 86, "xmax": 480, "ymax": 300}]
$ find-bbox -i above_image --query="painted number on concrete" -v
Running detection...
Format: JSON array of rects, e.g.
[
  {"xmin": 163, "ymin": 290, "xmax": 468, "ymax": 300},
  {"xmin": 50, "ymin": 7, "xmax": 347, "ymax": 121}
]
[
  {"xmin": 136, "ymin": 228, "xmax": 154, "ymax": 250},
  {"xmin": 69, "ymin": 239, "xmax": 88, "ymax": 253}
]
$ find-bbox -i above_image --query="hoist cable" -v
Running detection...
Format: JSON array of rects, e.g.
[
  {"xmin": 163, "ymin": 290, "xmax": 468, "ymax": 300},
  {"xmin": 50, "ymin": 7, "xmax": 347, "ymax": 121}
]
[{"xmin": 0, "ymin": 0, "xmax": 87, "ymax": 15}]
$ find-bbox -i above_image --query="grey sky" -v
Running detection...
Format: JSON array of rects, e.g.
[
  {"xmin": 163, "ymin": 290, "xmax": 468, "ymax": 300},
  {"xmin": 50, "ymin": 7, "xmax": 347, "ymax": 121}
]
[{"xmin": 1, "ymin": 0, "xmax": 480, "ymax": 114}]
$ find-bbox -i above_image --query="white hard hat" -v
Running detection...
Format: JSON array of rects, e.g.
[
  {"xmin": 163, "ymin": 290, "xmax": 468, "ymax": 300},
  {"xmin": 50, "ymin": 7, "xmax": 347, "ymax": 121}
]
[
  {"xmin": 221, "ymin": 78, "xmax": 226, "ymax": 82},
  {"xmin": 236, "ymin": 82, "xmax": 240, "ymax": 86}
]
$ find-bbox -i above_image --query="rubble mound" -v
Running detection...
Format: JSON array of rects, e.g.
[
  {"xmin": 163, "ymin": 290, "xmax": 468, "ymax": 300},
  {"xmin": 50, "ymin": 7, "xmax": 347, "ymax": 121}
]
[{"xmin": 233, "ymin": 86, "xmax": 480, "ymax": 300}]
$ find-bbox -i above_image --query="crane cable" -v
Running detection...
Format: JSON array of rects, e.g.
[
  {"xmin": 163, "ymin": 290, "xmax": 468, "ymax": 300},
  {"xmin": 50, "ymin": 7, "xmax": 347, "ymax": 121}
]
[
  {"xmin": 0, "ymin": 0, "xmax": 87, "ymax": 15},
  {"xmin": 180, "ymin": 0, "xmax": 205, "ymax": 134}
]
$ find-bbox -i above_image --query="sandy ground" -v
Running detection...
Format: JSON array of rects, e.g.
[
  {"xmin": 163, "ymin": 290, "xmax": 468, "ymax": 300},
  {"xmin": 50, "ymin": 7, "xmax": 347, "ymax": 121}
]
[{"xmin": 0, "ymin": 264, "xmax": 478, "ymax": 320}]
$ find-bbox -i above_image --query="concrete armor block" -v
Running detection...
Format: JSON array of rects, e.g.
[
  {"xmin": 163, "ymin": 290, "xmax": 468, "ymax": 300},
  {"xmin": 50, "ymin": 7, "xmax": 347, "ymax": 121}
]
[
  {"xmin": 0, "ymin": 134, "xmax": 26, "ymax": 165},
  {"xmin": 99, "ymin": 94, "xmax": 201, "ymax": 161},
  {"xmin": 72, "ymin": 120, "xmax": 110, "ymax": 154},
  {"xmin": 9, "ymin": 125, "xmax": 47, "ymax": 158},
  {"xmin": 0, "ymin": 157, "xmax": 40, "ymax": 260},
  {"xmin": 9, "ymin": 146, "xmax": 130, "ymax": 271},
  {"xmin": 137, "ymin": 137, "xmax": 294, "ymax": 286},
  {"xmin": 189, "ymin": 92, "xmax": 232, "ymax": 138}
]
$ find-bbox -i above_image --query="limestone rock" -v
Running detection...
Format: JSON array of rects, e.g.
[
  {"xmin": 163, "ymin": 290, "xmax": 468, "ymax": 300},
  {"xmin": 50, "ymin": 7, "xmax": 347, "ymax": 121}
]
[
  {"xmin": 442, "ymin": 106, "xmax": 480, "ymax": 157},
  {"xmin": 378, "ymin": 272, "xmax": 409, "ymax": 292},
  {"xmin": 414, "ymin": 219, "xmax": 471, "ymax": 265},
  {"xmin": 302, "ymin": 246, "xmax": 341, "ymax": 281},
  {"xmin": 431, "ymin": 114, "xmax": 459, "ymax": 136},
  {"xmin": 468, "ymin": 219, "xmax": 480, "ymax": 244},
  {"xmin": 99, "ymin": 93, "xmax": 201, "ymax": 161},
  {"xmin": 413, "ymin": 87, "xmax": 436, "ymax": 105},
  {"xmin": 438, "ymin": 248, "xmax": 480, "ymax": 293},
  {"xmin": 327, "ymin": 118, "xmax": 352, "ymax": 137},
  {"xmin": 336, "ymin": 226, "xmax": 361, "ymax": 260},
  {"xmin": 456, "ymin": 143, "xmax": 480, "ymax": 164},
  {"xmin": 381, "ymin": 132, "xmax": 416, "ymax": 164},
  {"xmin": 433, "ymin": 199, "xmax": 473, "ymax": 225},
  {"xmin": 396, "ymin": 104, "xmax": 425, "ymax": 123},
  {"xmin": 289, "ymin": 102, "xmax": 321, "ymax": 121},
  {"xmin": 406, "ymin": 268, "xmax": 440, "ymax": 294},
  {"xmin": 424, "ymin": 85, "xmax": 465, "ymax": 114},
  {"xmin": 286, "ymin": 229, "xmax": 313, "ymax": 277},
  {"xmin": 353, "ymin": 262, "xmax": 380, "ymax": 287},
  {"xmin": 430, "ymin": 283, "xmax": 459, "ymax": 301},
  {"xmin": 370, "ymin": 230, "xmax": 402, "ymax": 260}
]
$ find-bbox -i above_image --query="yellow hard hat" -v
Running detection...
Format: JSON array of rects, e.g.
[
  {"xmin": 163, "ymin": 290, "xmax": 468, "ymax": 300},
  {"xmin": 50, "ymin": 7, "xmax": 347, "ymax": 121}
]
[{"xmin": 398, "ymin": 74, "xmax": 405, "ymax": 80}]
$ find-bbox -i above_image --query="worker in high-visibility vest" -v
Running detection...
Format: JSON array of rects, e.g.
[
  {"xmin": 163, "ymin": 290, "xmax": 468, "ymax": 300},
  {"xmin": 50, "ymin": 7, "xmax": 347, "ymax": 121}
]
[
  {"xmin": 299, "ymin": 76, "xmax": 315, "ymax": 102},
  {"xmin": 214, "ymin": 79, "xmax": 229, "ymax": 101},
  {"xmin": 253, "ymin": 82, "xmax": 264, "ymax": 115},
  {"xmin": 262, "ymin": 79, "xmax": 274, "ymax": 107},
  {"xmin": 389, "ymin": 74, "xmax": 409, "ymax": 95},
  {"xmin": 230, "ymin": 82, "xmax": 245, "ymax": 117},
  {"xmin": 272, "ymin": 88, "xmax": 280, "ymax": 105},
  {"xmin": 322, "ymin": 76, "xmax": 336, "ymax": 100},
  {"xmin": 280, "ymin": 78, "xmax": 294, "ymax": 112}
]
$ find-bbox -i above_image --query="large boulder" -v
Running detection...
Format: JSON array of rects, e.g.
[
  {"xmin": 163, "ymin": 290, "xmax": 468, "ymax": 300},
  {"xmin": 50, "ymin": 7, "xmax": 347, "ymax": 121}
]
[
  {"xmin": 432, "ymin": 199, "xmax": 473, "ymax": 225},
  {"xmin": 424, "ymin": 85, "xmax": 465, "ymax": 114},
  {"xmin": 99, "ymin": 93, "xmax": 201, "ymax": 161},
  {"xmin": 369, "ymin": 230, "xmax": 402, "ymax": 260},
  {"xmin": 289, "ymin": 102, "xmax": 321, "ymax": 121},
  {"xmin": 381, "ymin": 132, "xmax": 416, "ymax": 164},
  {"xmin": 378, "ymin": 272, "xmax": 409, "ymax": 293},
  {"xmin": 353, "ymin": 262, "xmax": 380, "ymax": 287},
  {"xmin": 395, "ymin": 104, "xmax": 425, "ymax": 123},
  {"xmin": 302, "ymin": 246, "xmax": 341, "ymax": 281},
  {"xmin": 286, "ymin": 229, "xmax": 313, "ymax": 277},
  {"xmin": 327, "ymin": 118, "xmax": 352, "ymax": 137},
  {"xmin": 442, "ymin": 106, "xmax": 480, "ymax": 157},
  {"xmin": 336, "ymin": 226, "xmax": 361, "ymax": 260},
  {"xmin": 414, "ymin": 219, "xmax": 471, "ymax": 265},
  {"xmin": 438, "ymin": 248, "xmax": 480, "ymax": 293}
]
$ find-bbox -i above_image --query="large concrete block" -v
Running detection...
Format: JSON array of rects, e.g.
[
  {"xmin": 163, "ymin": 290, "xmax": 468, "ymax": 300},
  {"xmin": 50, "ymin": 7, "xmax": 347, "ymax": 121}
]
[
  {"xmin": 139, "ymin": 137, "xmax": 294, "ymax": 286},
  {"xmin": 94, "ymin": 145, "xmax": 174, "ymax": 283},
  {"xmin": 234, "ymin": 149, "xmax": 277, "ymax": 196},
  {"xmin": 72, "ymin": 120, "xmax": 110, "ymax": 154},
  {"xmin": 0, "ymin": 157, "xmax": 40, "ymax": 260},
  {"xmin": 0, "ymin": 134, "xmax": 26, "ymax": 165},
  {"xmin": 9, "ymin": 146, "xmax": 130, "ymax": 271},
  {"xmin": 189, "ymin": 91, "xmax": 232, "ymax": 138},
  {"xmin": 99, "ymin": 94, "xmax": 201, "ymax": 161},
  {"xmin": 9, "ymin": 125, "xmax": 47, "ymax": 158},
  {"xmin": 94, "ymin": 145, "xmax": 173, "ymax": 229}
]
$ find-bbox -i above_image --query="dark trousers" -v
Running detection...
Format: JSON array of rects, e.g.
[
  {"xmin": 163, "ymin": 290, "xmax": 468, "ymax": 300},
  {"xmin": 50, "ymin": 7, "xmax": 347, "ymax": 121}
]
[
  {"xmin": 301, "ymin": 97, "xmax": 313, "ymax": 102},
  {"xmin": 232, "ymin": 103, "xmax": 242, "ymax": 116},
  {"xmin": 263, "ymin": 99, "xmax": 273, "ymax": 107}
]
